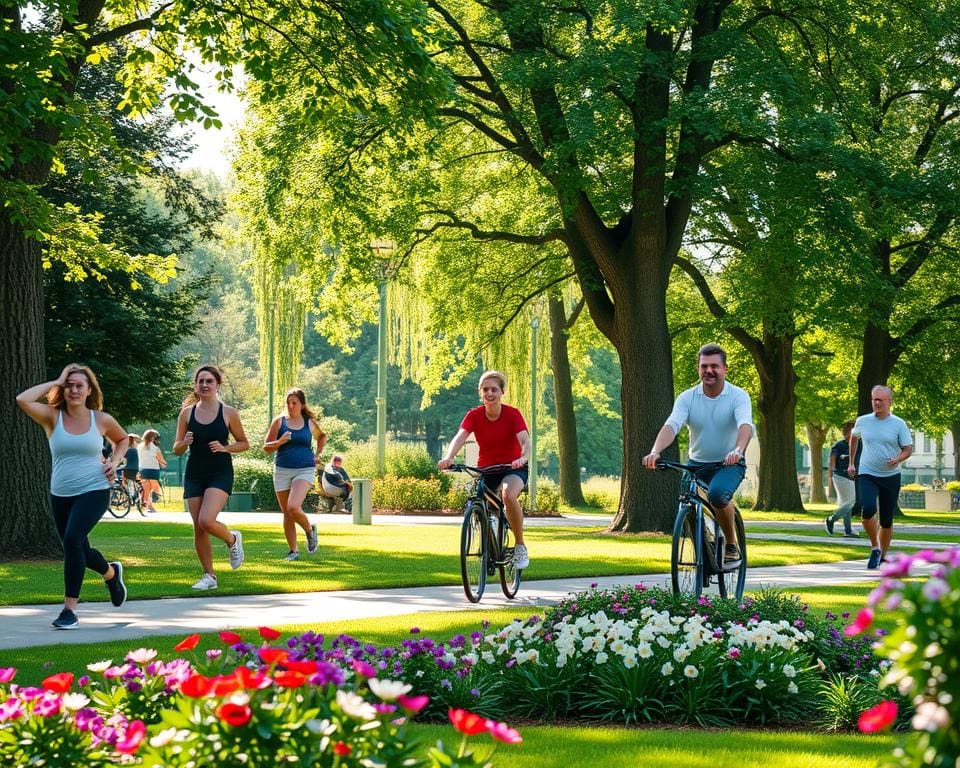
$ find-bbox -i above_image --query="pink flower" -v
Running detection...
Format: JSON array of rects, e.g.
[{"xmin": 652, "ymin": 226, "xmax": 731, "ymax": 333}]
[
  {"xmin": 859, "ymin": 700, "xmax": 897, "ymax": 733},
  {"xmin": 0, "ymin": 698, "xmax": 24, "ymax": 721},
  {"xmin": 351, "ymin": 659, "xmax": 376, "ymax": 679},
  {"xmin": 844, "ymin": 608, "xmax": 873, "ymax": 637},
  {"xmin": 486, "ymin": 719, "xmax": 523, "ymax": 744},
  {"xmin": 0, "ymin": 668, "xmax": 15, "ymax": 684},
  {"xmin": 33, "ymin": 692, "xmax": 62, "ymax": 718},
  {"xmin": 728, "ymin": 647, "xmax": 741, "ymax": 659},
  {"xmin": 397, "ymin": 694, "xmax": 429, "ymax": 713},
  {"xmin": 115, "ymin": 720, "xmax": 147, "ymax": 754}
]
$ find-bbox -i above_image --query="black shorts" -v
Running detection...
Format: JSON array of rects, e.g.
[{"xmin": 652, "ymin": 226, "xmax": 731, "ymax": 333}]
[
  {"xmin": 482, "ymin": 468, "xmax": 529, "ymax": 495},
  {"xmin": 140, "ymin": 468, "xmax": 161, "ymax": 481},
  {"xmin": 183, "ymin": 470, "xmax": 234, "ymax": 499}
]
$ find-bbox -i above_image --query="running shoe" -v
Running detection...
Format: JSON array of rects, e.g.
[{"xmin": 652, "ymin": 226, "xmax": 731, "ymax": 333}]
[
  {"xmin": 514, "ymin": 543, "xmax": 529, "ymax": 569},
  {"xmin": 867, "ymin": 548, "xmax": 882, "ymax": 570},
  {"xmin": 724, "ymin": 543, "xmax": 742, "ymax": 568},
  {"xmin": 824, "ymin": 516, "xmax": 835, "ymax": 535},
  {"xmin": 306, "ymin": 524, "xmax": 318, "ymax": 555},
  {"xmin": 283, "ymin": 550, "xmax": 299, "ymax": 561},
  {"xmin": 105, "ymin": 561, "xmax": 127, "ymax": 607},
  {"xmin": 52, "ymin": 608, "xmax": 79, "ymax": 629},
  {"xmin": 191, "ymin": 573, "xmax": 218, "ymax": 590},
  {"xmin": 228, "ymin": 530, "xmax": 244, "ymax": 570}
]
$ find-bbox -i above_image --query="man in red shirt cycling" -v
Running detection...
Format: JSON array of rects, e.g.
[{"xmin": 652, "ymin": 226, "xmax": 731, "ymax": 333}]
[{"xmin": 438, "ymin": 370, "xmax": 531, "ymax": 569}]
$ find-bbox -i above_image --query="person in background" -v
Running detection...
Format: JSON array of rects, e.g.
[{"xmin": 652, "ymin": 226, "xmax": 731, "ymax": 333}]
[
  {"xmin": 122, "ymin": 433, "xmax": 140, "ymax": 487},
  {"xmin": 173, "ymin": 365, "xmax": 249, "ymax": 591},
  {"xmin": 438, "ymin": 370, "xmax": 531, "ymax": 569},
  {"xmin": 138, "ymin": 429, "xmax": 167, "ymax": 513},
  {"xmin": 16, "ymin": 364, "xmax": 130, "ymax": 629},
  {"xmin": 263, "ymin": 388, "xmax": 327, "ymax": 560},
  {"xmin": 825, "ymin": 421, "xmax": 858, "ymax": 537},
  {"xmin": 321, "ymin": 455, "xmax": 354, "ymax": 513},
  {"xmin": 848, "ymin": 385, "xmax": 913, "ymax": 570}
]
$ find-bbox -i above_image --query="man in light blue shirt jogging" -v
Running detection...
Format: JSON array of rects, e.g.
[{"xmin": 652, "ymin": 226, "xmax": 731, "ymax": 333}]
[{"xmin": 643, "ymin": 344, "xmax": 754, "ymax": 567}]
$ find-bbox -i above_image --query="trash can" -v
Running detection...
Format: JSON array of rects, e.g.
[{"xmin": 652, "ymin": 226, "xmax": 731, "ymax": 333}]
[{"xmin": 353, "ymin": 478, "xmax": 372, "ymax": 525}]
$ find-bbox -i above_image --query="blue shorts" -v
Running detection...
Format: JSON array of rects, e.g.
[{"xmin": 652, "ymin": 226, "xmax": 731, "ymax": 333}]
[
  {"xmin": 140, "ymin": 468, "xmax": 161, "ymax": 481},
  {"xmin": 689, "ymin": 460, "xmax": 746, "ymax": 509}
]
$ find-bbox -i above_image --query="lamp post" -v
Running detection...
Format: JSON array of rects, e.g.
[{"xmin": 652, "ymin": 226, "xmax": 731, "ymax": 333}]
[
  {"xmin": 528, "ymin": 314, "xmax": 539, "ymax": 512},
  {"xmin": 370, "ymin": 239, "xmax": 396, "ymax": 477}
]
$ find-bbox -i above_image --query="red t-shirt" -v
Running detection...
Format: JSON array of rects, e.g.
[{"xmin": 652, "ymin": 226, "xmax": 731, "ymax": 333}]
[{"xmin": 460, "ymin": 404, "xmax": 528, "ymax": 468}]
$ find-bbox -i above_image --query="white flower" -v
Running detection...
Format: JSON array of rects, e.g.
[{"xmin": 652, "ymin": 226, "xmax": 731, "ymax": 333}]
[
  {"xmin": 595, "ymin": 652, "xmax": 609, "ymax": 665},
  {"xmin": 86, "ymin": 660, "xmax": 112, "ymax": 673},
  {"xmin": 126, "ymin": 648, "xmax": 158, "ymax": 664},
  {"xmin": 912, "ymin": 701, "xmax": 951, "ymax": 732},
  {"xmin": 622, "ymin": 652, "xmax": 637, "ymax": 669},
  {"xmin": 782, "ymin": 664, "xmax": 796, "ymax": 679},
  {"xmin": 656, "ymin": 636, "xmax": 671, "ymax": 648},
  {"xmin": 673, "ymin": 646, "xmax": 690, "ymax": 663},
  {"xmin": 61, "ymin": 693, "xmax": 90, "ymax": 710},
  {"xmin": 415, "ymin": 670, "xmax": 424, "ymax": 678},
  {"xmin": 336, "ymin": 690, "xmax": 376, "ymax": 721},
  {"xmin": 755, "ymin": 679, "xmax": 767, "ymax": 690},
  {"xmin": 306, "ymin": 719, "xmax": 336, "ymax": 736},
  {"xmin": 149, "ymin": 728, "xmax": 178, "ymax": 748},
  {"xmin": 787, "ymin": 682, "xmax": 798, "ymax": 695},
  {"xmin": 683, "ymin": 665, "xmax": 699, "ymax": 679},
  {"xmin": 637, "ymin": 642, "xmax": 653, "ymax": 659},
  {"xmin": 368, "ymin": 679, "xmax": 412, "ymax": 701},
  {"xmin": 660, "ymin": 662, "xmax": 674, "ymax": 677},
  {"xmin": 482, "ymin": 651, "xmax": 495, "ymax": 664}
]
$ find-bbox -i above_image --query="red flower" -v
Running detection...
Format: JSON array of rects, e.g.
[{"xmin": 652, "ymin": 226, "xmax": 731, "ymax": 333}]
[
  {"xmin": 844, "ymin": 608, "xmax": 874, "ymax": 637},
  {"xmin": 258, "ymin": 647, "xmax": 289, "ymax": 666},
  {"xmin": 179, "ymin": 674, "xmax": 214, "ymax": 698},
  {"xmin": 397, "ymin": 694, "xmax": 429, "ymax": 713},
  {"xmin": 283, "ymin": 660, "xmax": 319, "ymax": 675},
  {"xmin": 273, "ymin": 670, "xmax": 307, "ymax": 688},
  {"xmin": 449, "ymin": 708, "xmax": 487, "ymax": 735},
  {"xmin": 216, "ymin": 701, "xmax": 253, "ymax": 727},
  {"xmin": 174, "ymin": 634, "xmax": 201, "ymax": 652},
  {"xmin": 859, "ymin": 700, "xmax": 898, "ymax": 733},
  {"xmin": 219, "ymin": 630, "xmax": 243, "ymax": 645},
  {"xmin": 258, "ymin": 626, "xmax": 281, "ymax": 641},
  {"xmin": 41, "ymin": 672, "xmax": 74, "ymax": 693},
  {"xmin": 116, "ymin": 720, "xmax": 147, "ymax": 754},
  {"xmin": 333, "ymin": 741, "xmax": 352, "ymax": 756},
  {"xmin": 210, "ymin": 675, "xmax": 243, "ymax": 696},
  {"xmin": 487, "ymin": 719, "xmax": 523, "ymax": 744},
  {"xmin": 235, "ymin": 666, "xmax": 271, "ymax": 690}
]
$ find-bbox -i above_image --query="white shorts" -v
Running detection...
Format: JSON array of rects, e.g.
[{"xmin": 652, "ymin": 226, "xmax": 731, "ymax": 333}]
[{"xmin": 273, "ymin": 465, "xmax": 316, "ymax": 492}]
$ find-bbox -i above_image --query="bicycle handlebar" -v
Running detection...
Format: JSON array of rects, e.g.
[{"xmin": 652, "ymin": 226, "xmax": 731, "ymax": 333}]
[
  {"xmin": 445, "ymin": 463, "xmax": 517, "ymax": 476},
  {"xmin": 655, "ymin": 460, "xmax": 726, "ymax": 472}
]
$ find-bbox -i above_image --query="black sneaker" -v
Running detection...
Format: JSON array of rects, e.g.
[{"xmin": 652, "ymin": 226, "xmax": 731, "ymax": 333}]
[
  {"xmin": 52, "ymin": 608, "xmax": 79, "ymax": 629},
  {"xmin": 824, "ymin": 516, "xmax": 835, "ymax": 535},
  {"xmin": 106, "ymin": 561, "xmax": 127, "ymax": 607},
  {"xmin": 867, "ymin": 548, "xmax": 882, "ymax": 570},
  {"xmin": 724, "ymin": 544, "xmax": 742, "ymax": 568}
]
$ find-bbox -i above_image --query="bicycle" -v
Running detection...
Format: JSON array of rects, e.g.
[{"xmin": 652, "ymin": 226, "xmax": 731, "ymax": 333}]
[
  {"xmin": 446, "ymin": 464, "xmax": 523, "ymax": 603},
  {"xmin": 108, "ymin": 464, "xmax": 146, "ymax": 519},
  {"xmin": 656, "ymin": 460, "xmax": 747, "ymax": 600}
]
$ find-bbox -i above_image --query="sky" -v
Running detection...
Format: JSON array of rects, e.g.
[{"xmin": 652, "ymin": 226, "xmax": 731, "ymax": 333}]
[{"xmin": 178, "ymin": 65, "xmax": 247, "ymax": 178}]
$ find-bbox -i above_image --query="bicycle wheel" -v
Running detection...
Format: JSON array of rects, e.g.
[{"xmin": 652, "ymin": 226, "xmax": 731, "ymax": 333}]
[
  {"xmin": 671, "ymin": 503, "xmax": 702, "ymax": 597},
  {"xmin": 718, "ymin": 509, "xmax": 748, "ymax": 601},
  {"xmin": 109, "ymin": 484, "xmax": 131, "ymax": 519},
  {"xmin": 130, "ymin": 480, "xmax": 144, "ymax": 514},
  {"xmin": 460, "ymin": 502, "xmax": 488, "ymax": 603},
  {"xmin": 499, "ymin": 516, "xmax": 522, "ymax": 599}
]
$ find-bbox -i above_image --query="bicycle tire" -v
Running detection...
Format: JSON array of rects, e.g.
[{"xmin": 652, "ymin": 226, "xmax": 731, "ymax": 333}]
[
  {"xmin": 718, "ymin": 508, "xmax": 747, "ymax": 601},
  {"xmin": 498, "ymin": 516, "xmax": 522, "ymax": 599},
  {"xmin": 671, "ymin": 503, "xmax": 702, "ymax": 597},
  {"xmin": 460, "ymin": 502, "xmax": 488, "ymax": 603},
  {"xmin": 128, "ymin": 480, "xmax": 144, "ymax": 514},
  {"xmin": 109, "ymin": 484, "xmax": 131, "ymax": 519}
]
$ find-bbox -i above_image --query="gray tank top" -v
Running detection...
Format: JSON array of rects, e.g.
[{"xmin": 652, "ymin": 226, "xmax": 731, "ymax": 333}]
[{"xmin": 49, "ymin": 410, "xmax": 109, "ymax": 497}]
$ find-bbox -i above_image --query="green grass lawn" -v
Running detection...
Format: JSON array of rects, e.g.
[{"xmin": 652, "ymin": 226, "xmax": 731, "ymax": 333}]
[
  {"xmin": 0, "ymin": 522, "xmax": 870, "ymax": 606},
  {"xmin": 748, "ymin": 525, "xmax": 959, "ymax": 543},
  {"xmin": 409, "ymin": 724, "xmax": 893, "ymax": 768}
]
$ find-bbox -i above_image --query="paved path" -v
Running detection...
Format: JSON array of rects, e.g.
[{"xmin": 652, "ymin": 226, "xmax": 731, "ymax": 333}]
[{"xmin": 0, "ymin": 560, "xmax": 913, "ymax": 652}]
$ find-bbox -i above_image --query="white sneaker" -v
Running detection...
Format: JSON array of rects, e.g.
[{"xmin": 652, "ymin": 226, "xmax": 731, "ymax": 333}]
[
  {"xmin": 228, "ymin": 530, "xmax": 244, "ymax": 570},
  {"xmin": 514, "ymin": 543, "xmax": 529, "ymax": 569},
  {"xmin": 191, "ymin": 573, "xmax": 218, "ymax": 591},
  {"xmin": 283, "ymin": 550, "xmax": 299, "ymax": 561}
]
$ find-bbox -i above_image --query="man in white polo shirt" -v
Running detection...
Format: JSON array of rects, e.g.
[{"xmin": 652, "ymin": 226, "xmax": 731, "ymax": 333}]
[{"xmin": 643, "ymin": 343, "xmax": 754, "ymax": 566}]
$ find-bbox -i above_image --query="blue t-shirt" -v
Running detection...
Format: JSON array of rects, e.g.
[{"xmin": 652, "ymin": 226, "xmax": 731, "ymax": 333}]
[
  {"xmin": 830, "ymin": 439, "xmax": 850, "ymax": 476},
  {"xmin": 275, "ymin": 417, "xmax": 315, "ymax": 469},
  {"xmin": 852, "ymin": 413, "xmax": 912, "ymax": 477}
]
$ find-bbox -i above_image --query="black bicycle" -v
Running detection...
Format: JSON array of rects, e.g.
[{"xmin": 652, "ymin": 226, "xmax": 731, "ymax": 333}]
[
  {"xmin": 657, "ymin": 460, "xmax": 747, "ymax": 600},
  {"xmin": 108, "ymin": 465, "xmax": 146, "ymax": 519},
  {"xmin": 447, "ymin": 464, "xmax": 522, "ymax": 603}
]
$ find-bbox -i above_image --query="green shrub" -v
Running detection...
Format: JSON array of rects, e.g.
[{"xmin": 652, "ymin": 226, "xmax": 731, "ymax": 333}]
[
  {"xmin": 344, "ymin": 440, "xmax": 438, "ymax": 480},
  {"xmin": 531, "ymin": 479, "xmax": 559, "ymax": 514},
  {"xmin": 373, "ymin": 475, "xmax": 447, "ymax": 510},
  {"xmin": 734, "ymin": 491, "xmax": 755, "ymax": 509},
  {"xmin": 582, "ymin": 476, "xmax": 620, "ymax": 510},
  {"xmin": 945, "ymin": 480, "xmax": 960, "ymax": 491},
  {"xmin": 232, "ymin": 456, "xmax": 277, "ymax": 509}
]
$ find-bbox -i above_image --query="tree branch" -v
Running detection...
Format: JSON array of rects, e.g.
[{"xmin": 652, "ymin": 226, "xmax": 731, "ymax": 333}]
[
  {"xmin": 85, "ymin": 4, "xmax": 173, "ymax": 48},
  {"xmin": 418, "ymin": 209, "xmax": 566, "ymax": 245}
]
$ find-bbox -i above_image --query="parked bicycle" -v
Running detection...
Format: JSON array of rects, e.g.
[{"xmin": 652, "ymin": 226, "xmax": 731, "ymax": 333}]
[
  {"xmin": 108, "ymin": 463, "xmax": 146, "ymax": 519},
  {"xmin": 446, "ymin": 464, "xmax": 522, "ymax": 603},
  {"xmin": 657, "ymin": 459, "xmax": 747, "ymax": 600}
]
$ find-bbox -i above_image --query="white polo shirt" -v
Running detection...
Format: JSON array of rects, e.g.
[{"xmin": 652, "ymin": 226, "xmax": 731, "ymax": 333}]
[{"xmin": 665, "ymin": 382, "xmax": 754, "ymax": 463}]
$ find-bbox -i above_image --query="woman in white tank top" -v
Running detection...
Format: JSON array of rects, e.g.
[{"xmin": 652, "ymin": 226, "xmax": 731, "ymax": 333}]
[{"xmin": 16, "ymin": 364, "xmax": 131, "ymax": 629}]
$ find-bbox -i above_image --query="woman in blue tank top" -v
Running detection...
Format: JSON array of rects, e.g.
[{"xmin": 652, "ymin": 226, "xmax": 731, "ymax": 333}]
[
  {"xmin": 263, "ymin": 388, "xmax": 327, "ymax": 560},
  {"xmin": 173, "ymin": 365, "xmax": 249, "ymax": 591},
  {"xmin": 16, "ymin": 364, "xmax": 131, "ymax": 629}
]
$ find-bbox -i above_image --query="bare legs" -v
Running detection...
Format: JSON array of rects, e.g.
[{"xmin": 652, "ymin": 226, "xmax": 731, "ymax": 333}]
[
  {"xmin": 275, "ymin": 480, "xmax": 313, "ymax": 553},
  {"xmin": 187, "ymin": 489, "xmax": 234, "ymax": 577},
  {"xmin": 500, "ymin": 476, "xmax": 526, "ymax": 546},
  {"xmin": 861, "ymin": 516, "xmax": 892, "ymax": 556}
]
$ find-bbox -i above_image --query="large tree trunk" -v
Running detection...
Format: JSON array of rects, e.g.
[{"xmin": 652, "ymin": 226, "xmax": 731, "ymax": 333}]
[
  {"xmin": 805, "ymin": 423, "xmax": 828, "ymax": 504},
  {"xmin": 952, "ymin": 422, "xmax": 960, "ymax": 479},
  {"xmin": 548, "ymin": 296, "xmax": 585, "ymax": 506},
  {"xmin": 857, "ymin": 322, "xmax": 896, "ymax": 415},
  {"xmin": 608, "ymin": 282, "xmax": 677, "ymax": 533},
  {"xmin": 0, "ymin": 213, "xmax": 61, "ymax": 558},
  {"xmin": 751, "ymin": 337, "xmax": 804, "ymax": 511}
]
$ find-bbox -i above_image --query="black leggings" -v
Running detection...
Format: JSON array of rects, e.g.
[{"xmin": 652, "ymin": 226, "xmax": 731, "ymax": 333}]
[
  {"xmin": 858, "ymin": 473, "xmax": 901, "ymax": 529},
  {"xmin": 50, "ymin": 489, "xmax": 111, "ymax": 599}
]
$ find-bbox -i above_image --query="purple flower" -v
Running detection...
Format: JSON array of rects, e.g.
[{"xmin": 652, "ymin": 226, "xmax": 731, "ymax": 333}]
[
  {"xmin": 793, "ymin": 620, "xmax": 804, "ymax": 629},
  {"xmin": 440, "ymin": 679, "xmax": 452, "ymax": 689},
  {"xmin": 591, "ymin": 582, "xmax": 598, "ymax": 588},
  {"xmin": 126, "ymin": 681, "xmax": 142, "ymax": 693},
  {"xmin": 471, "ymin": 688, "xmax": 480, "ymax": 696},
  {"xmin": 77, "ymin": 675, "xmax": 90, "ymax": 687},
  {"xmin": 505, "ymin": 659, "xmax": 517, "ymax": 668},
  {"xmin": 450, "ymin": 634, "xmax": 466, "ymax": 648},
  {"xmin": 74, "ymin": 707, "xmax": 100, "ymax": 731},
  {"xmin": 410, "ymin": 627, "xmax": 421, "ymax": 634},
  {"xmin": 635, "ymin": 583, "xmax": 647, "ymax": 590}
]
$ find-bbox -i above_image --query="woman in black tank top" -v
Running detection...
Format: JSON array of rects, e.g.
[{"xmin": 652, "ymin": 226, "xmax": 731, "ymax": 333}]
[{"xmin": 174, "ymin": 365, "xmax": 250, "ymax": 591}]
